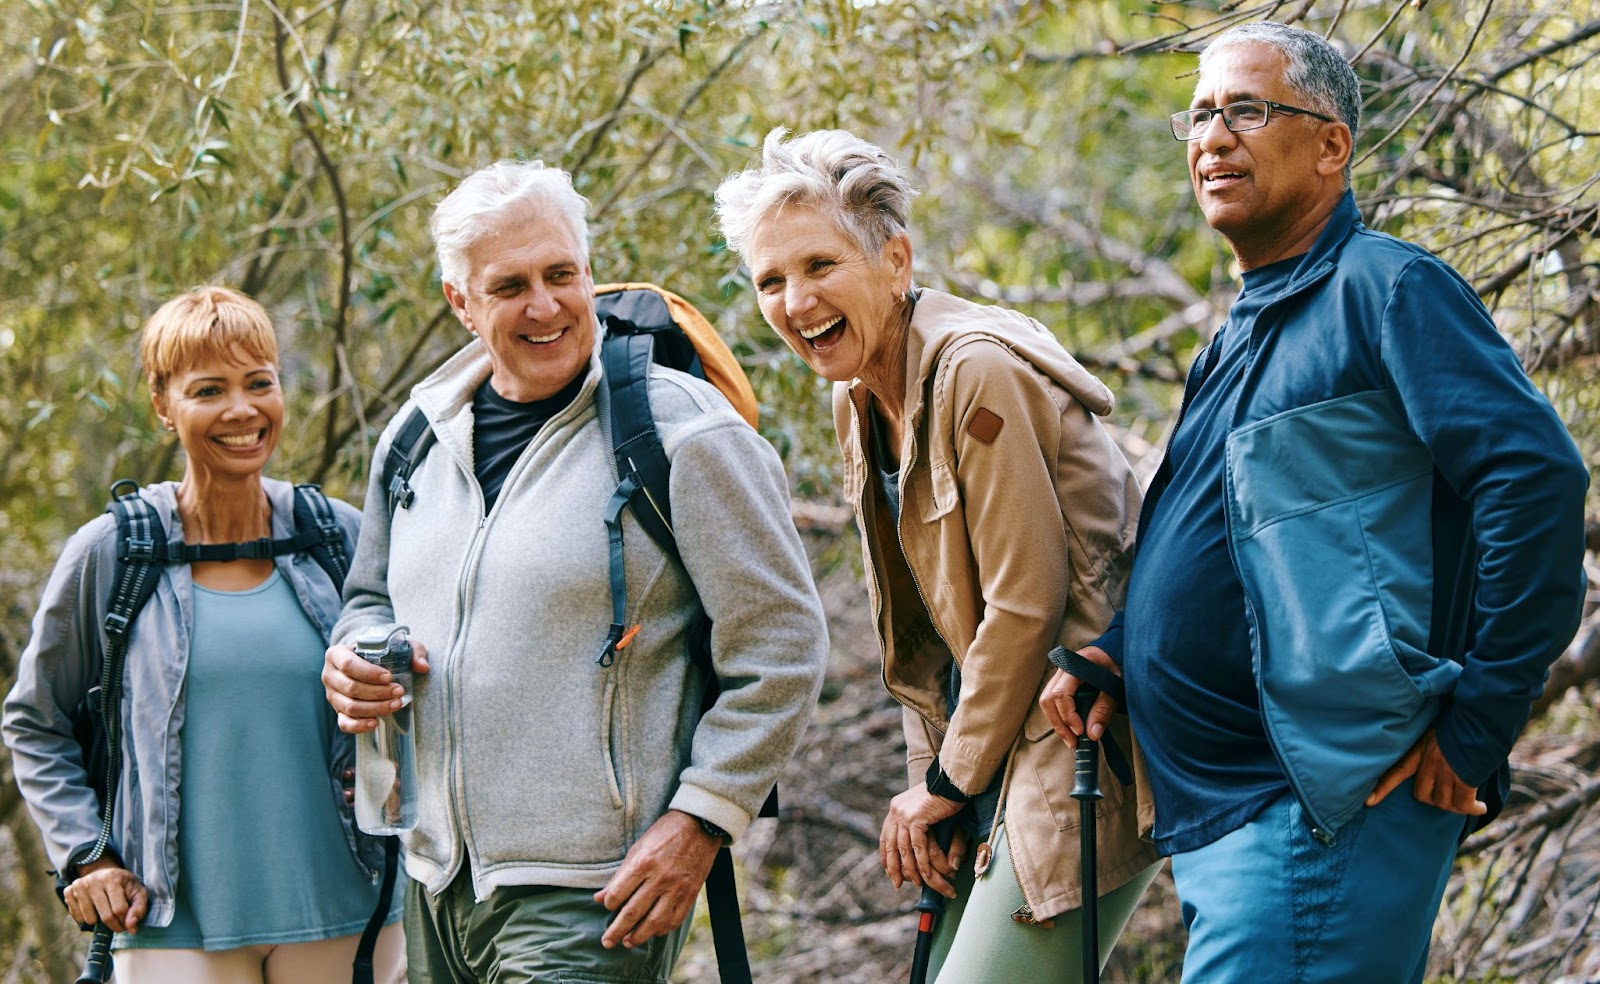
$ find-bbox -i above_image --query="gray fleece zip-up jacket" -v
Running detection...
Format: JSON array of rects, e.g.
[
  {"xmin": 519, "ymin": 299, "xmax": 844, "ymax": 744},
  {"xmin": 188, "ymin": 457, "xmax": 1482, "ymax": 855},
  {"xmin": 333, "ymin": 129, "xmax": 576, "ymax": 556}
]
[
  {"xmin": 334, "ymin": 335, "xmax": 828, "ymax": 900},
  {"xmin": 2, "ymin": 479, "xmax": 373, "ymax": 928}
]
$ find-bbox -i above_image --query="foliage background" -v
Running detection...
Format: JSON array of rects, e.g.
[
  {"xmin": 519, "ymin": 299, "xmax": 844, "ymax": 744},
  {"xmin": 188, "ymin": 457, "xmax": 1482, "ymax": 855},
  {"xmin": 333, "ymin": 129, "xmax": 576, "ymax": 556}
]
[{"xmin": 1, "ymin": 1, "xmax": 1596, "ymax": 980}]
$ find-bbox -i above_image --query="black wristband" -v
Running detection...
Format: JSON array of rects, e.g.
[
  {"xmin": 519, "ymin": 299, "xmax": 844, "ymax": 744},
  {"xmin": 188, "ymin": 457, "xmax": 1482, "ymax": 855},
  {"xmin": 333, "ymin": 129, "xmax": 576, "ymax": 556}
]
[
  {"xmin": 924, "ymin": 760, "xmax": 973, "ymax": 803},
  {"xmin": 696, "ymin": 816, "xmax": 731, "ymax": 844}
]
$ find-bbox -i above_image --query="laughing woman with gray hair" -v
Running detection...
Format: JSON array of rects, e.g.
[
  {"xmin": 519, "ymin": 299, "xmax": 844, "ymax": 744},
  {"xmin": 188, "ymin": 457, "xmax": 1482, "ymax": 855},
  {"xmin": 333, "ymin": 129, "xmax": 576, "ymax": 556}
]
[{"xmin": 716, "ymin": 129, "xmax": 1162, "ymax": 982}]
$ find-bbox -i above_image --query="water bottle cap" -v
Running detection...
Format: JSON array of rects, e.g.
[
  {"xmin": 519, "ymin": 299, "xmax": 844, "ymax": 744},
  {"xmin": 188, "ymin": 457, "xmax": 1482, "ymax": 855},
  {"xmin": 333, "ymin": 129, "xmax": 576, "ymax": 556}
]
[{"xmin": 353, "ymin": 623, "xmax": 410, "ymax": 655}]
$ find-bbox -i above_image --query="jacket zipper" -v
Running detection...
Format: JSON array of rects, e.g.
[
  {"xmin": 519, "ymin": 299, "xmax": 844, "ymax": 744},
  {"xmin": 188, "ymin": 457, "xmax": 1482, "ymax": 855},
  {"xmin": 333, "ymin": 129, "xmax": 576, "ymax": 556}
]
[
  {"xmin": 850, "ymin": 389, "xmax": 1018, "ymax": 892},
  {"xmin": 1220, "ymin": 268, "xmax": 1340, "ymax": 843},
  {"xmin": 433, "ymin": 379, "xmax": 600, "ymax": 877}
]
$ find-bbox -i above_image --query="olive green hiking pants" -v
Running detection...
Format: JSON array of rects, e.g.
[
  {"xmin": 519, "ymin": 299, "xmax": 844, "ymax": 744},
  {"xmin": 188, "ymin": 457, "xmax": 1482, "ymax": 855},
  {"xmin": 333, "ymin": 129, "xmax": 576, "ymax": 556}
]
[{"xmin": 403, "ymin": 868, "xmax": 690, "ymax": 983}]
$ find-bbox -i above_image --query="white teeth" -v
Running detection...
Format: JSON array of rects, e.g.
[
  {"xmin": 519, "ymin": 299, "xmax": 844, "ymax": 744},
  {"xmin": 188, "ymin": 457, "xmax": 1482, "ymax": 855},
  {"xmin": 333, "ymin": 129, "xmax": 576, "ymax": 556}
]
[
  {"xmin": 215, "ymin": 433, "xmax": 260, "ymax": 447},
  {"xmin": 799, "ymin": 316, "xmax": 842, "ymax": 341},
  {"xmin": 523, "ymin": 328, "xmax": 564, "ymax": 343}
]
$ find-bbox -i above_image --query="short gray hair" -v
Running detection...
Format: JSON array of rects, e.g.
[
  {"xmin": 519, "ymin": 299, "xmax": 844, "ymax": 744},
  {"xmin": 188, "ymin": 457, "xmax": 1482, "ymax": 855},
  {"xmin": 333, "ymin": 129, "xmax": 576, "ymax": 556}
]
[
  {"xmin": 430, "ymin": 160, "xmax": 590, "ymax": 287},
  {"xmin": 1202, "ymin": 22, "xmax": 1361, "ymax": 182},
  {"xmin": 715, "ymin": 128, "xmax": 917, "ymax": 262}
]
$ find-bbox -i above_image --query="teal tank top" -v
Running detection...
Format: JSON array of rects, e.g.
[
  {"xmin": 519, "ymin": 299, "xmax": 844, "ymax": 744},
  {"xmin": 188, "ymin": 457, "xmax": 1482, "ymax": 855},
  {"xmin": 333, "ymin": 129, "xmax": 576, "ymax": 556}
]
[{"xmin": 120, "ymin": 570, "xmax": 398, "ymax": 950}]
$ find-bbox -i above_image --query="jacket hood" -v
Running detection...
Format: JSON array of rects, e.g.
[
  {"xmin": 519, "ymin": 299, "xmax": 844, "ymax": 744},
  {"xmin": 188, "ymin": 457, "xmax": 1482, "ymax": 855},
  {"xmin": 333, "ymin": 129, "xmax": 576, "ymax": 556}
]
[{"xmin": 899, "ymin": 288, "xmax": 1115, "ymax": 418}]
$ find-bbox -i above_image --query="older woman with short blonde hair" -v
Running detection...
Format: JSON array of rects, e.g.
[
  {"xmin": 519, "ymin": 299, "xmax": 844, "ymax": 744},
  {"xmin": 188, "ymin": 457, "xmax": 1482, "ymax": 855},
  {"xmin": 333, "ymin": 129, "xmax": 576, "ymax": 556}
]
[
  {"xmin": 3, "ymin": 285, "xmax": 403, "ymax": 984},
  {"xmin": 717, "ymin": 130, "xmax": 1161, "ymax": 982}
]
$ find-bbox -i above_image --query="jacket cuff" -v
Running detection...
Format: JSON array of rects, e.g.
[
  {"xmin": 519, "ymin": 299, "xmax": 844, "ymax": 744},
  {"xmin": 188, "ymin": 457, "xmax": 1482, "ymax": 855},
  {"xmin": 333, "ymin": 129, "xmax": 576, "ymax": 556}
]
[
  {"xmin": 1089, "ymin": 611, "xmax": 1125, "ymax": 667},
  {"xmin": 668, "ymin": 784, "xmax": 751, "ymax": 843},
  {"xmin": 905, "ymin": 751, "xmax": 936, "ymax": 789},
  {"xmin": 1432, "ymin": 705, "xmax": 1505, "ymax": 789},
  {"xmin": 924, "ymin": 760, "xmax": 974, "ymax": 803},
  {"xmin": 64, "ymin": 843, "xmax": 122, "ymax": 882}
]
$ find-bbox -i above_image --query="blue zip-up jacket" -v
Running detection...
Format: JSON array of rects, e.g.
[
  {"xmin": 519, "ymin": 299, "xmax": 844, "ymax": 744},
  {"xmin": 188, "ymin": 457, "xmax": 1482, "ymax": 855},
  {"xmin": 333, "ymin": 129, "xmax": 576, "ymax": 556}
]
[{"xmin": 1102, "ymin": 192, "xmax": 1588, "ymax": 839}]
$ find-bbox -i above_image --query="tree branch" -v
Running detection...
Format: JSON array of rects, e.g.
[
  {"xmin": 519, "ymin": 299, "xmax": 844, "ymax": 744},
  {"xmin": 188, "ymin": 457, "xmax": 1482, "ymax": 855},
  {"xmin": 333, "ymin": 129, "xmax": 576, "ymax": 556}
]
[{"xmin": 272, "ymin": 6, "xmax": 353, "ymax": 478}]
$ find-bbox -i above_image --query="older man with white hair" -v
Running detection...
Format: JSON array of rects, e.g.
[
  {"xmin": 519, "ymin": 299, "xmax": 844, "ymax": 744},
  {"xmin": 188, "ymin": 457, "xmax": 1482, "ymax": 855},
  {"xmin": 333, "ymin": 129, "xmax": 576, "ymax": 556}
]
[{"xmin": 321, "ymin": 160, "xmax": 827, "ymax": 981}]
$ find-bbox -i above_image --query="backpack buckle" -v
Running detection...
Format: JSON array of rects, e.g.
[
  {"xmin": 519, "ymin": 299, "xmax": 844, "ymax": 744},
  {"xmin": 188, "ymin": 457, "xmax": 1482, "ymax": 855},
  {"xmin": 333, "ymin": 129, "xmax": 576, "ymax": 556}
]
[
  {"xmin": 239, "ymin": 537, "xmax": 274, "ymax": 559},
  {"xmin": 120, "ymin": 536, "xmax": 156, "ymax": 562},
  {"xmin": 387, "ymin": 475, "xmax": 415, "ymax": 512},
  {"xmin": 103, "ymin": 612, "xmax": 132, "ymax": 639}
]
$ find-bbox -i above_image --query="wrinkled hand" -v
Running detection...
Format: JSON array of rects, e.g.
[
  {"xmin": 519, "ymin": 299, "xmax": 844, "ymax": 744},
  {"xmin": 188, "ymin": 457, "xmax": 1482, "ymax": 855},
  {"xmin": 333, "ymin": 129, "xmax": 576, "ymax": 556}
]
[
  {"xmin": 322, "ymin": 640, "xmax": 430, "ymax": 734},
  {"xmin": 1366, "ymin": 727, "xmax": 1487, "ymax": 816},
  {"xmin": 63, "ymin": 859, "xmax": 147, "ymax": 933},
  {"xmin": 1040, "ymin": 646, "xmax": 1120, "ymax": 749},
  {"xmin": 593, "ymin": 810, "xmax": 721, "ymax": 949},
  {"xmin": 879, "ymin": 783, "xmax": 967, "ymax": 898}
]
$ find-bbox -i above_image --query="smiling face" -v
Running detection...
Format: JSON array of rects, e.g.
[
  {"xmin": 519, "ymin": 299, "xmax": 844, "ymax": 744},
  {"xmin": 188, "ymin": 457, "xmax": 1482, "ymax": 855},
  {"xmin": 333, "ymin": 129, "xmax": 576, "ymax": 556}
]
[
  {"xmin": 1187, "ymin": 42, "xmax": 1351, "ymax": 269},
  {"xmin": 153, "ymin": 347, "xmax": 284, "ymax": 481},
  {"xmin": 443, "ymin": 213, "xmax": 597, "ymax": 402},
  {"xmin": 746, "ymin": 205, "xmax": 912, "ymax": 386}
]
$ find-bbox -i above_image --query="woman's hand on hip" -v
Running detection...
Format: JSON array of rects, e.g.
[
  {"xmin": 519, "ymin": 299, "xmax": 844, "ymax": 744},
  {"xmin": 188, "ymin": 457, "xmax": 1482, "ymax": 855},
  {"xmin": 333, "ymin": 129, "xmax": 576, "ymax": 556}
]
[
  {"xmin": 63, "ymin": 859, "xmax": 147, "ymax": 933},
  {"xmin": 880, "ymin": 782, "xmax": 967, "ymax": 898},
  {"xmin": 1040, "ymin": 645, "xmax": 1120, "ymax": 748}
]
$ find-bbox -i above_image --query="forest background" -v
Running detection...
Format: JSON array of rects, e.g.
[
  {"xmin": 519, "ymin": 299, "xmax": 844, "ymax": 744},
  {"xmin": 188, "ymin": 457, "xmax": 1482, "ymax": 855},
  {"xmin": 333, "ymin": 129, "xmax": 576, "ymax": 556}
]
[{"xmin": 2, "ymin": 1, "xmax": 1597, "ymax": 981}]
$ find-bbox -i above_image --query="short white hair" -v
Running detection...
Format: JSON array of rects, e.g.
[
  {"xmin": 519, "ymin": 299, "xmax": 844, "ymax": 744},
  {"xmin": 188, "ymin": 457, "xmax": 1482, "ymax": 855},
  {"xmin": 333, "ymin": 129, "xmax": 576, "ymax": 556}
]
[
  {"xmin": 714, "ymin": 128, "xmax": 917, "ymax": 262},
  {"xmin": 430, "ymin": 160, "xmax": 590, "ymax": 287}
]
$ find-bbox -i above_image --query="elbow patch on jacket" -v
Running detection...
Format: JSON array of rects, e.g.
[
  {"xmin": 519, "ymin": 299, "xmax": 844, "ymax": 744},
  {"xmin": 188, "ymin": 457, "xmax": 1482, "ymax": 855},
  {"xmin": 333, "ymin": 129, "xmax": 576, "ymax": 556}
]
[{"xmin": 966, "ymin": 407, "xmax": 1005, "ymax": 445}]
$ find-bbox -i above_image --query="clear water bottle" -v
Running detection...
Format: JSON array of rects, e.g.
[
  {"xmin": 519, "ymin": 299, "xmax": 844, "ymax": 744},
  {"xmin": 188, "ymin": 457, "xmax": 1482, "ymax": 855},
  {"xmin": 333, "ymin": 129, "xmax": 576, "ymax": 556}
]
[{"xmin": 352, "ymin": 624, "xmax": 417, "ymax": 835}]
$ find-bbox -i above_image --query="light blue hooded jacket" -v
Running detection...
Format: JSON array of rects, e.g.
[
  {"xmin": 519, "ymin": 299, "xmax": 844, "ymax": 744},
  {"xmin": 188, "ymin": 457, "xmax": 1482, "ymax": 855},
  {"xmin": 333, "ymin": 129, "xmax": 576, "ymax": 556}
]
[{"xmin": 2, "ymin": 479, "xmax": 377, "ymax": 928}]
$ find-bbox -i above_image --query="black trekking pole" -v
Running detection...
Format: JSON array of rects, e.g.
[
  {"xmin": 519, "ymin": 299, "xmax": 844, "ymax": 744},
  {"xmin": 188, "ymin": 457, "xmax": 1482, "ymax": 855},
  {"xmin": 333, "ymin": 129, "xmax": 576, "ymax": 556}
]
[
  {"xmin": 908, "ymin": 818, "xmax": 957, "ymax": 984},
  {"xmin": 76, "ymin": 923, "xmax": 113, "ymax": 984},
  {"xmin": 1071, "ymin": 730, "xmax": 1104, "ymax": 984},
  {"xmin": 1048, "ymin": 644, "xmax": 1135, "ymax": 984}
]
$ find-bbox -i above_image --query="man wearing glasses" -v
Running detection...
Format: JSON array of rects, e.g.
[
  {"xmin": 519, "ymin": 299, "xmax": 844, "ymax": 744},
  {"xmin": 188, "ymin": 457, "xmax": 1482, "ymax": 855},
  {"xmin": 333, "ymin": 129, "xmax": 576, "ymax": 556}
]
[{"xmin": 1042, "ymin": 20, "xmax": 1587, "ymax": 982}]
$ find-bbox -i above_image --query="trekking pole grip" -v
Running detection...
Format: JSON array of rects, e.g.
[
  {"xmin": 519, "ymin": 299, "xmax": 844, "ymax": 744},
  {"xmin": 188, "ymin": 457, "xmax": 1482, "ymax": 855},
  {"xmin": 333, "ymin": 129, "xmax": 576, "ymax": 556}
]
[
  {"xmin": 1072, "ymin": 738, "xmax": 1103, "ymax": 801},
  {"xmin": 77, "ymin": 923, "xmax": 113, "ymax": 983}
]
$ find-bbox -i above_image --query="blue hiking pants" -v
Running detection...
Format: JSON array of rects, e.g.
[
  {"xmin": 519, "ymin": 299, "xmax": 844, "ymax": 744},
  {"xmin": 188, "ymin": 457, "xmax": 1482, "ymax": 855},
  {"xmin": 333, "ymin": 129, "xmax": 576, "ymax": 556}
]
[{"xmin": 1169, "ymin": 779, "xmax": 1467, "ymax": 983}]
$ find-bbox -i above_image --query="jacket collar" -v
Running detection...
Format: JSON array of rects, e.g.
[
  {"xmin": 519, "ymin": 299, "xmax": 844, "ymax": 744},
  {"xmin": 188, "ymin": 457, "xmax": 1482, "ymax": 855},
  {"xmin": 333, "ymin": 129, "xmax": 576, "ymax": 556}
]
[
  {"xmin": 845, "ymin": 287, "xmax": 1116, "ymax": 451},
  {"xmin": 408, "ymin": 321, "xmax": 605, "ymax": 465},
  {"xmin": 1278, "ymin": 189, "xmax": 1362, "ymax": 296}
]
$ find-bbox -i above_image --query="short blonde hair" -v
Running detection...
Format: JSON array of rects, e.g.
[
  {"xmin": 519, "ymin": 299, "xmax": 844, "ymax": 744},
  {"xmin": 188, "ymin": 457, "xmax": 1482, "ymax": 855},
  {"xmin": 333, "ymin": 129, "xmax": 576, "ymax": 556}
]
[{"xmin": 140, "ymin": 285, "xmax": 279, "ymax": 393}]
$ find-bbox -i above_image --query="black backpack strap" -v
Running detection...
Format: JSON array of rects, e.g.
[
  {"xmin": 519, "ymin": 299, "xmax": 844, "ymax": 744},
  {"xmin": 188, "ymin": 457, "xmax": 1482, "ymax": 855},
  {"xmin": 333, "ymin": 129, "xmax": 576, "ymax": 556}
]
[
  {"xmin": 594, "ymin": 328, "xmax": 678, "ymax": 668},
  {"xmin": 595, "ymin": 326, "xmax": 771, "ymax": 978},
  {"xmin": 292, "ymin": 484, "xmax": 349, "ymax": 591},
  {"xmin": 83, "ymin": 482, "xmax": 168, "ymax": 870},
  {"xmin": 600, "ymin": 327, "xmax": 678, "ymax": 558},
  {"xmin": 351, "ymin": 836, "xmax": 399, "ymax": 984},
  {"xmin": 705, "ymin": 846, "xmax": 753, "ymax": 984},
  {"xmin": 380, "ymin": 407, "xmax": 435, "ymax": 518}
]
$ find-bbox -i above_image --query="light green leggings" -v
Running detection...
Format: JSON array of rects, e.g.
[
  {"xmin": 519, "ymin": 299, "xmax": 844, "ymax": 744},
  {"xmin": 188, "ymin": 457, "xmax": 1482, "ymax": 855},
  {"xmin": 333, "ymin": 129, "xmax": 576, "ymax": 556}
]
[{"xmin": 928, "ymin": 824, "xmax": 1162, "ymax": 984}]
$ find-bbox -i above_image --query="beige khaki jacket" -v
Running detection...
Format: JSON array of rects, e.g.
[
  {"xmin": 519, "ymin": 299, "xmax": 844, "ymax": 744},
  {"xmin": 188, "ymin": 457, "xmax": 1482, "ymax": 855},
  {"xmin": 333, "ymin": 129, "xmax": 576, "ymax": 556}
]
[{"xmin": 833, "ymin": 288, "xmax": 1158, "ymax": 920}]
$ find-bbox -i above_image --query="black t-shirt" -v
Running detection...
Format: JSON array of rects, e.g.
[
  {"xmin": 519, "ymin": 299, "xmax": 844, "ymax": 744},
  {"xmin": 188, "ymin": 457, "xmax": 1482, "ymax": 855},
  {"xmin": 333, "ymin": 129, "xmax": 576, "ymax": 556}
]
[
  {"xmin": 1122, "ymin": 254, "xmax": 1301, "ymax": 855},
  {"xmin": 471, "ymin": 373, "xmax": 585, "ymax": 512}
]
